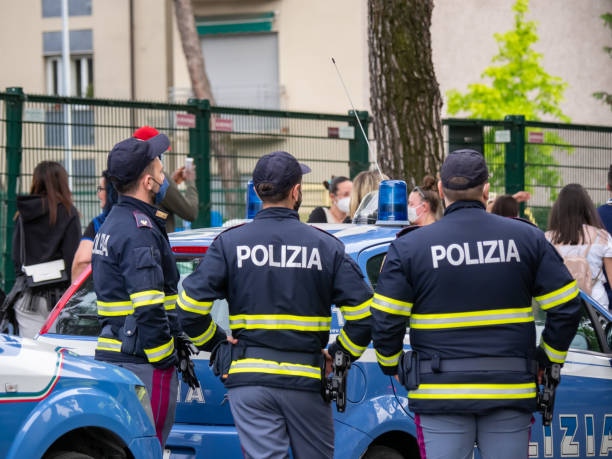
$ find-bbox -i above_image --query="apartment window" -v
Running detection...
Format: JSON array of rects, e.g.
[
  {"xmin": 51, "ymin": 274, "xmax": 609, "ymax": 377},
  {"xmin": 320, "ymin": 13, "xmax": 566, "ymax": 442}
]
[
  {"xmin": 46, "ymin": 55, "xmax": 93, "ymax": 97},
  {"xmin": 42, "ymin": 0, "xmax": 92, "ymax": 17}
]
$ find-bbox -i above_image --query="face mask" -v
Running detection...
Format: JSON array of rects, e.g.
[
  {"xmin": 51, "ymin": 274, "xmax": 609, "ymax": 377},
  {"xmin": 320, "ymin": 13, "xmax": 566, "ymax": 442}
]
[
  {"xmin": 336, "ymin": 196, "xmax": 350, "ymax": 214},
  {"xmin": 408, "ymin": 203, "xmax": 424, "ymax": 224},
  {"xmin": 151, "ymin": 177, "xmax": 169, "ymax": 204},
  {"xmin": 293, "ymin": 188, "xmax": 303, "ymax": 212}
]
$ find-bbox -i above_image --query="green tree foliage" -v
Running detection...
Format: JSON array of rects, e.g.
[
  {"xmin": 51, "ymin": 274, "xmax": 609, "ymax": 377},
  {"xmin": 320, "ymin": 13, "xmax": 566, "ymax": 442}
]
[
  {"xmin": 593, "ymin": 11, "xmax": 612, "ymax": 109},
  {"xmin": 446, "ymin": 0, "xmax": 570, "ymax": 200}
]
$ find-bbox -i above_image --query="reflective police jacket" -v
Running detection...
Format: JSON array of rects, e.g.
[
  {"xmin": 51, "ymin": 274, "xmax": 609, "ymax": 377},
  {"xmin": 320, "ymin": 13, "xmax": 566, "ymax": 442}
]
[
  {"xmin": 92, "ymin": 196, "xmax": 180, "ymax": 369},
  {"xmin": 178, "ymin": 207, "xmax": 373, "ymax": 392},
  {"xmin": 372, "ymin": 200, "xmax": 582, "ymax": 415}
]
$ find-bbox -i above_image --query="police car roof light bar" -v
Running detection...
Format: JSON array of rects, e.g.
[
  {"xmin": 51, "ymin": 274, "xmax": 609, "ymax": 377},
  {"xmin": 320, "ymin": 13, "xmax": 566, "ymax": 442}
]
[
  {"xmin": 376, "ymin": 180, "xmax": 410, "ymax": 226},
  {"xmin": 246, "ymin": 179, "xmax": 263, "ymax": 219},
  {"xmin": 331, "ymin": 57, "xmax": 384, "ymax": 180}
]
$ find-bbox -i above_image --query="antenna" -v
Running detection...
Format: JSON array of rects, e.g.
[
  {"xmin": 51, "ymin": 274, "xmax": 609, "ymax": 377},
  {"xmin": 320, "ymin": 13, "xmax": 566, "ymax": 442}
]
[{"xmin": 331, "ymin": 57, "xmax": 384, "ymax": 180}]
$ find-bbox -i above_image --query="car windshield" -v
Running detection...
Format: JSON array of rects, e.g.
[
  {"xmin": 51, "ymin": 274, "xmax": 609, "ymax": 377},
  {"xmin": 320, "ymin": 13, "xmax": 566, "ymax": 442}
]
[{"xmin": 47, "ymin": 257, "xmax": 229, "ymax": 335}]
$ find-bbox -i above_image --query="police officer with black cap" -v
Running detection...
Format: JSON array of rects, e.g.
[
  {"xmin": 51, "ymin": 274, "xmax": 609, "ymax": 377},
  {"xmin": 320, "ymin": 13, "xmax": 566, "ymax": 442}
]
[
  {"xmin": 177, "ymin": 151, "xmax": 373, "ymax": 458},
  {"xmin": 371, "ymin": 149, "xmax": 582, "ymax": 459},
  {"xmin": 92, "ymin": 134, "xmax": 198, "ymax": 448}
]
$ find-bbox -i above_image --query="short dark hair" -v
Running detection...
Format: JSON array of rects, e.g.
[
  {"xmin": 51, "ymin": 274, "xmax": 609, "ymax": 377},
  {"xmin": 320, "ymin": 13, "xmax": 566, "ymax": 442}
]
[
  {"xmin": 442, "ymin": 182, "xmax": 486, "ymax": 203},
  {"xmin": 324, "ymin": 176, "xmax": 350, "ymax": 195},
  {"xmin": 113, "ymin": 160, "xmax": 156, "ymax": 194},
  {"xmin": 255, "ymin": 182, "xmax": 293, "ymax": 203},
  {"xmin": 548, "ymin": 183, "xmax": 604, "ymax": 244},
  {"xmin": 491, "ymin": 195, "xmax": 519, "ymax": 217}
]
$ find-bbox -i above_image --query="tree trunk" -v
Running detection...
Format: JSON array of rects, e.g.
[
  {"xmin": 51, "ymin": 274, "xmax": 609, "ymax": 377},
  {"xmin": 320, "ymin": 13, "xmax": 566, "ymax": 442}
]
[
  {"xmin": 173, "ymin": 0, "xmax": 240, "ymax": 220},
  {"xmin": 368, "ymin": 0, "xmax": 444, "ymax": 185}
]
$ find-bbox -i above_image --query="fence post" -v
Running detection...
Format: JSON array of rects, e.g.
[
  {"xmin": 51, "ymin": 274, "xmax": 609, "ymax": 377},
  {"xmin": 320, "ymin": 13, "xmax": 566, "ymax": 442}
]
[
  {"xmin": 4, "ymin": 87, "xmax": 24, "ymax": 291},
  {"xmin": 504, "ymin": 115, "xmax": 525, "ymax": 215},
  {"xmin": 189, "ymin": 98, "xmax": 211, "ymax": 228},
  {"xmin": 348, "ymin": 110, "xmax": 370, "ymax": 179}
]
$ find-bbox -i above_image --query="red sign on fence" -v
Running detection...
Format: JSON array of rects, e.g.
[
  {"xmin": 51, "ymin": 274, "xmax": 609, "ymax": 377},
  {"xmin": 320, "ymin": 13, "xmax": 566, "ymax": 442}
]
[
  {"xmin": 214, "ymin": 118, "xmax": 233, "ymax": 132},
  {"xmin": 528, "ymin": 131, "xmax": 544, "ymax": 143},
  {"xmin": 175, "ymin": 113, "xmax": 196, "ymax": 128}
]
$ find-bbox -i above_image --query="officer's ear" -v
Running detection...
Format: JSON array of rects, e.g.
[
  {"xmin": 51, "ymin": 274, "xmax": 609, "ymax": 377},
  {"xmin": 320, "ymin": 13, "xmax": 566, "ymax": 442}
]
[
  {"xmin": 291, "ymin": 182, "xmax": 301, "ymax": 201},
  {"xmin": 483, "ymin": 182, "xmax": 490, "ymax": 203},
  {"xmin": 437, "ymin": 180, "xmax": 444, "ymax": 200}
]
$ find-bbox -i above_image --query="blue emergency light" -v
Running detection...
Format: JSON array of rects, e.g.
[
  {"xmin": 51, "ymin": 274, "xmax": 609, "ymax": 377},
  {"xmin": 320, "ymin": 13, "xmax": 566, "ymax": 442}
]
[
  {"xmin": 376, "ymin": 180, "xmax": 409, "ymax": 225},
  {"xmin": 246, "ymin": 180, "xmax": 262, "ymax": 219}
]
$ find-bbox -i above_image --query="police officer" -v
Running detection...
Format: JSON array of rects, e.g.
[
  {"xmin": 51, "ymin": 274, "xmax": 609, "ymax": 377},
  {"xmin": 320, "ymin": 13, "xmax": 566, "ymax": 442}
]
[
  {"xmin": 177, "ymin": 151, "xmax": 373, "ymax": 459},
  {"xmin": 92, "ymin": 134, "xmax": 189, "ymax": 448},
  {"xmin": 371, "ymin": 149, "xmax": 582, "ymax": 459}
]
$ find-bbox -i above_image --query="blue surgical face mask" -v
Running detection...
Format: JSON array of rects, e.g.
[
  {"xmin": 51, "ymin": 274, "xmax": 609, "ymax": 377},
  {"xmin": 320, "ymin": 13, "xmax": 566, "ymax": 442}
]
[{"xmin": 152, "ymin": 177, "xmax": 169, "ymax": 204}]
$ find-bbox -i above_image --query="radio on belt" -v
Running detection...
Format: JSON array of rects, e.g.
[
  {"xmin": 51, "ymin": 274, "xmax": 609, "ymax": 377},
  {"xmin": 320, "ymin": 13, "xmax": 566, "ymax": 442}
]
[
  {"xmin": 246, "ymin": 180, "xmax": 263, "ymax": 219},
  {"xmin": 376, "ymin": 180, "xmax": 410, "ymax": 226}
]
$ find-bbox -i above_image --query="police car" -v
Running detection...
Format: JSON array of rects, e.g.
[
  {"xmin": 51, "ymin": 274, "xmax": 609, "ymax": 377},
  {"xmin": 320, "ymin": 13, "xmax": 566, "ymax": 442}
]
[
  {"xmin": 36, "ymin": 181, "xmax": 612, "ymax": 459},
  {"xmin": 0, "ymin": 334, "xmax": 161, "ymax": 458}
]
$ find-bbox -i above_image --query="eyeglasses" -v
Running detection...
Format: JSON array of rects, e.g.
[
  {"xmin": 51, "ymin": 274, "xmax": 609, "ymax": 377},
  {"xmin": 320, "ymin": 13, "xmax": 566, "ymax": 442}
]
[
  {"xmin": 412, "ymin": 186, "xmax": 425, "ymax": 199},
  {"xmin": 96, "ymin": 186, "xmax": 105, "ymax": 193}
]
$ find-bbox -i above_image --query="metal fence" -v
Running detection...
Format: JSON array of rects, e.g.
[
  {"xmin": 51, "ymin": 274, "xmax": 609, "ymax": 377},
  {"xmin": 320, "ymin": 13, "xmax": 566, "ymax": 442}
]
[
  {"xmin": 444, "ymin": 116, "xmax": 612, "ymax": 228},
  {"xmin": 0, "ymin": 88, "xmax": 368, "ymax": 289}
]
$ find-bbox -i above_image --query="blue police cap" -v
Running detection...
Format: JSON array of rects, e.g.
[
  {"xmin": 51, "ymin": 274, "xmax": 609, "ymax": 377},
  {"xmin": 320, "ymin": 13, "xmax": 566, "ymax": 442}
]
[
  {"xmin": 107, "ymin": 134, "xmax": 170, "ymax": 186},
  {"xmin": 253, "ymin": 151, "xmax": 311, "ymax": 196},
  {"xmin": 441, "ymin": 149, "xmax": 489, "ymax": 190}
]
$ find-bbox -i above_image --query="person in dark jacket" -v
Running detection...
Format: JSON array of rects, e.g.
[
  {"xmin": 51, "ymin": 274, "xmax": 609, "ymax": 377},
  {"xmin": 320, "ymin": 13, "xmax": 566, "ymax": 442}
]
[
  {"xmin": 372, "ymin": 150, "xmax": 581, "ymax": 459},
  {"xmin": 12, "ymin": 161, "xmax": 81, "ymax": 338},
  {"xmin": 178, "ymin": 151, "xmax": 373, "ymax": 459}
]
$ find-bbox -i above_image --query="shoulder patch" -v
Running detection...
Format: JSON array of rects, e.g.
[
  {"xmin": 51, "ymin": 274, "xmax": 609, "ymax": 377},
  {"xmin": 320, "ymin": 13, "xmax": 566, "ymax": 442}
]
[
  {"xmin": 396, "ymin": 225, "xmax": 421, "ymax": 238},
  {"xmin": 133, "ymin": 211, "xmax": 152, "ymax": 229},
  {"xmin": 510, "ymin": 217, "xmax": 538, "ymax": 228}
]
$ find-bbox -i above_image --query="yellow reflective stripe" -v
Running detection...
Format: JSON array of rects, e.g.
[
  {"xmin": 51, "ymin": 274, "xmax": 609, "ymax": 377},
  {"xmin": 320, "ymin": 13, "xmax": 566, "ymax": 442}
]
[
  {"xmin": 228, "ymin": 358, "xmax": 321, "ymax": 380},
  {"xmin": 189, "ymin": 322, "xmax": 217, "ymax": 346},
  {"xmin": 96, "ymin": 300, "xmax": 133, "ymax": 316},
  {"xmin": 340, "ymin": 298, "xmax": 372, "ymax": 321},
  {"xmin": 130, "ymin": 290, "xmax": 165, "ymax": 308},
  {"xmin": 540, "ymin": 339, "xmax": 567, "ymax": 364},
  {"xmin": 229, "ymin": 314, "xmax": 331, "ymax": 331},
  {"xmin": 410, "ymin": 307, "xmax": 534, "ymax": 329},
  {"xmin": 408, "ymin": 383, "xmax": 537, "ymax": 400},
  {"xmin": 177, "ymin": 290, "xmax": 213, "ymax": 315},
  {"xmin": 371, "ymin": 293, "xmax": 413, "ymax": 316},
  {"xmin": 164, "ymin": 294, "xmax": 178, "ymax": 311},
  {"xmin": 375, "ymin": 349, "xmax": 402, "ymax": 367},
  {"xmin": 96, "ymin": 337, "xmax": 122, "ymax": 352},
  {"xmin": 144, "ymin": 338, "xmax": 175, "ymax": 363},
  {"xmin": 535, "ymin": 281, "xmax": 579, "ymax": 310},
  {"xmin": 338, "ymin": 329, "xmax": 367, "ymax": 357}
]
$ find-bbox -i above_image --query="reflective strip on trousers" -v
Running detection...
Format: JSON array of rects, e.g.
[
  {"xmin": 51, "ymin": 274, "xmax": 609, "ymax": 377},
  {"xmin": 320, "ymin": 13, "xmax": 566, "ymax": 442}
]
[
  {"xmin": 189, "ymin": 321, "xmax": 217, "ymax": 346},
  {"xmin": 96, "ymin": 337, "xmax": 122, "ymax": 352},
  {"xmin": 376, "ymin": 349, "xmax": 402, "ymax": 367},
  {"xmin": 144, "ymin": 338, "xmax": 175, "ymax": 363},
  {"xmin": 228, "ymin": 358, "xmax": 321, "ymax": 380},
  {"xmin": 408, "ymin": 383, "xmax": 537, "ymax": 399},
  {"xmin": 409, "ymin": 307, "xmax": 534, "ymax": 329},
  {"xmin": 338, "ymin": 329, "xmax": 366, "ymax": 357},
  {"xmin": 540, "ymin": 339, "xmax": 567, "ymax": 364},
  {"xmin": 164, "ymin": 294, "xmax": 178, "ymax": 311},
  {"xmin": 371, "ymin": 293, "xmax": 413, "ymax": 316},
  {"xmin": 229, "ymin": 314, "xmax": 331, "ymax": 331},
  {"xmin": 130, "ymin": 290, "xmax": 165, "ymax": 308},
  {"xmin": 535, "ymin": 281, "xmax": 579, "ymax": 310},
  {"xmin": 340, "ymin": 298, "xmax": 372, "ymax": 321},
  {"xmin": 177, "ymin": 289, "xmax": 213, "ymax": 315},
  {"xmin": 97, "ymin": 300, "xmax": 133, "ymax": 316}
]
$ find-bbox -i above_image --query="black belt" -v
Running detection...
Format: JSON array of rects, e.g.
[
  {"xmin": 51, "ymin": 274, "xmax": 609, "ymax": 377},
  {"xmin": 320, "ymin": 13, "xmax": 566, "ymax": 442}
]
[
  {"xmin": 419, "ymin": 357, "xmax": 537, "ymax": 375},
  {"xmin": 242, "ymin": 346, "xmax": 323, "ymax": 367}
]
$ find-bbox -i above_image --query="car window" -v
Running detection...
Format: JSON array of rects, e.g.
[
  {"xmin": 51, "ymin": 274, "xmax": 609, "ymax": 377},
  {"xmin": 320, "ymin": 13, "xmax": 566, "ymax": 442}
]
[
  {"xmin": 366, "ymin": 253, "xmax": 386, "ymax": 290},
  {"xmin": 533, "ymin": 299, "xmax": 602, "ymax": 352},
  {"xmin": 49, "ymin": 257, "xmax": 230, "ymax": 336}
]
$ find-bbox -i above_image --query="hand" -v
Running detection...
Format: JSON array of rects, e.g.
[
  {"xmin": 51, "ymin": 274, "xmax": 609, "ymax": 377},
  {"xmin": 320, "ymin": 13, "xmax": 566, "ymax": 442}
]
[
  {"xmin": 322, "ymin": 349, "xmax": 332, "ymax": 377},
  {"xmin": 172, "ymin": 167, "xmax": 185, "ymax": 185},
  {"xmin": 227, "ymin": 335, "xmax": 238, "ymax": 345},
  {"xmin": 512, "ymin": 191, "xmax": 531, "ymax": 203},
  {"xmin": 538, "ymin": 368, "xmax": 544, "ymax": 385}
]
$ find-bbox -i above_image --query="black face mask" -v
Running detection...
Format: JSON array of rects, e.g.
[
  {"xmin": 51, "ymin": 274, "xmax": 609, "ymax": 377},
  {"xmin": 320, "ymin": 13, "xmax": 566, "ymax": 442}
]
[{"xmin": 293, "ymin": 188, "xmax": 302, "ymax": 212}]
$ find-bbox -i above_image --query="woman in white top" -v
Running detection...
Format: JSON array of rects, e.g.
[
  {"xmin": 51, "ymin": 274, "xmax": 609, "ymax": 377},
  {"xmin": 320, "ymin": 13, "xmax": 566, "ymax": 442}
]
[{"xmin": 545, "ymin": 183, "xmax": 612, "ymax": 309}]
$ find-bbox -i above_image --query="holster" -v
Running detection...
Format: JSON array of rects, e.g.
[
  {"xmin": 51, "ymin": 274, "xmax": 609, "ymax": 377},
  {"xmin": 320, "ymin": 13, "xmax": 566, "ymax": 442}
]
[
  {"xmin": 119, "ymin": 315, "xmax": 139, "ymax": 355},
  {"xmin": 397, "ymin": 350, "xmax": 420, "ymax": 390}
]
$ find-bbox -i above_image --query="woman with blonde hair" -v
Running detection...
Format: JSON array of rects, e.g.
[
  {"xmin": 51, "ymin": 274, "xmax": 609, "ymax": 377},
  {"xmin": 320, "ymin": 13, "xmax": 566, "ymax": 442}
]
[{"xmin": 348, "ymin": 170, "xmax": 389, "ymax": 221}]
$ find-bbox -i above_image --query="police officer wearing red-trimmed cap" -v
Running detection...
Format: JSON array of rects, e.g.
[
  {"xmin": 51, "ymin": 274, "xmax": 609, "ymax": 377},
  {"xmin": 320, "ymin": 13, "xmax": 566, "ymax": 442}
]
[
  {"xmin": 92, "ymin": 134, "xmax": 186, "ymax": 447},
  {"xmin": 372, "ymin": 149, "xmax": 582, "ymax": 459},
  {"xmin": 177, "ymin": 151, "xmax": 374, "ymax": 459}
]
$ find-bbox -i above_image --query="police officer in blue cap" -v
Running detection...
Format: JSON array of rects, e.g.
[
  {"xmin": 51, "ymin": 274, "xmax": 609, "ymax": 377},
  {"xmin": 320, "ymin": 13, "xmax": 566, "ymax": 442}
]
[
  {"xmin": 178, "ymin": 151, "xmax": 373, "ymax": 458},
  {"xmin": 92, "ymin": 134, "xmax": 195, "ymax": 447},
  {"xmin": 371, "ymin": 149, "xmax": 582, "ymax": 459}
]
